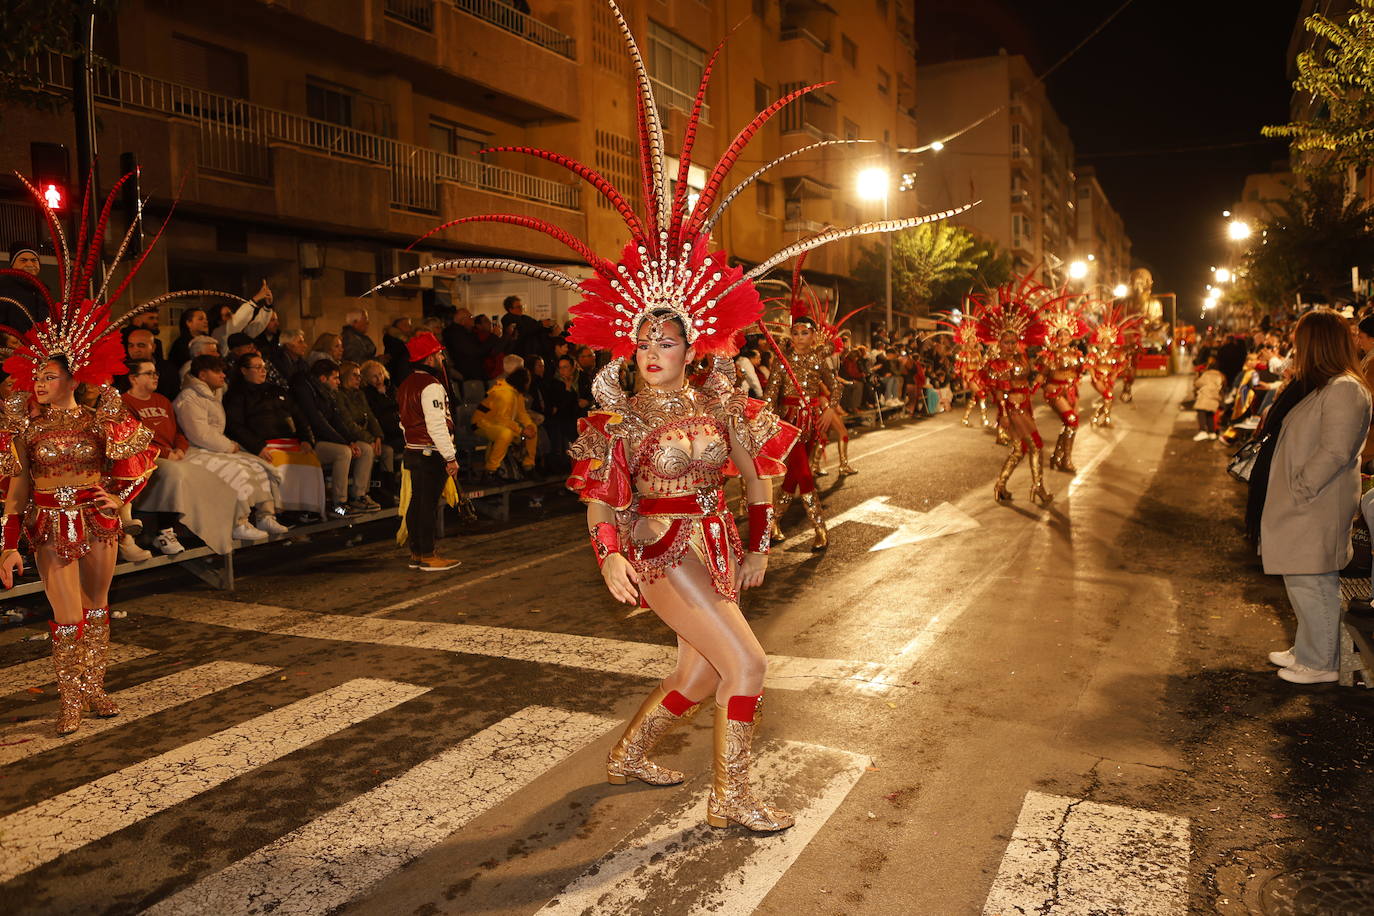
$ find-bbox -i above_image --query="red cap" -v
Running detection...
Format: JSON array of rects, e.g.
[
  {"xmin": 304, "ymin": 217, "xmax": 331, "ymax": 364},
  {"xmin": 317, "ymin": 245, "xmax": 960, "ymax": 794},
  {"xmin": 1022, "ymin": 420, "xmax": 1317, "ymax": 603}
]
[{"xmin": 406, "ymin": 331, "xmax": 443, "ymax": 363}]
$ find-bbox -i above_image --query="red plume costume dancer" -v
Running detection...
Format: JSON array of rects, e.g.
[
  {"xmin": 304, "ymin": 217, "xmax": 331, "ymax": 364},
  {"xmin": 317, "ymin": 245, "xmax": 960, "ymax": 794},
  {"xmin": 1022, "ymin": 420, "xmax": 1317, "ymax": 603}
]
[
  {"xmin": 372, "ymin": 0, "xmax": 970, "ymax": 833},
  {"xmin": 0, "ymin": 171, "xmax": 236, "ymax": 736},
  {"xmin": 1036, "ymin": 290, "xmax": 1091, "ymax": 474},
  {"xmin": 940, "ymin": 313, "xmax": 993, "ymax": 429},
  {"xmin": 1087, "ymin": 306, "xmax": 1141, "ymax": 428},
  {"xmin": 971, "ymin": 275, "xmax": 1053, "ymax": 506}
]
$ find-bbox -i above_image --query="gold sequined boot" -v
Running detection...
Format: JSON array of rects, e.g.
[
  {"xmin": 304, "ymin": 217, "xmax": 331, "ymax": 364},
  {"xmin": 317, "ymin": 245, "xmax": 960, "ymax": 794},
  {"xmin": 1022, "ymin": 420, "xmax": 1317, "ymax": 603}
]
[
  {"xmin": 81, "ymin": 607, "xmax": 120, "ymax": 718},
  {"xmin": 770, "ymin": 491, "xmax": 792, "ymax": 543},
  {"xmin": 995, "ymin": 421, "xmax": 1011, "ymax": 446},
  {"xmin": 607, "ymin": 685, "xmax": 697, "ymax": 786},
  {"xmin": 980, "ymin": 399, "xmax": 993, "ymax": 428},
  {"xmin": 811, "ymin": 443, "xmax": 828, "ymax": 478},
  {"xmin": 50, "ymin": 622, "xmax": 85, "ymax": 736},
  {"xmin": 1057, "ymin": 427, "xmax": 1078, "ymax": 474},
  {"xmin": 706, "ymin": 698, "xmax": 794, "ymax": 832},
  {"xmin": 961, "ymin": 398, "xmax": 975, "ymax": 427},
  {"xmin": 800, "ymin": 492, "xmax": 828, "ymax": 551},
  {"xmin": 994, "ymin": 442, "xmax": 1025, "ymax": 502},
  {"xmin": 837, "ymin": 437, "xmax": 858, "ymax": 476},
  {"xmin": 1029, "ymin": 448, "xmax": 1054, "ymax": 506},
  {"xmin": 1048, "ymin": 431, "xmax": 1065, "ymax": 471}
]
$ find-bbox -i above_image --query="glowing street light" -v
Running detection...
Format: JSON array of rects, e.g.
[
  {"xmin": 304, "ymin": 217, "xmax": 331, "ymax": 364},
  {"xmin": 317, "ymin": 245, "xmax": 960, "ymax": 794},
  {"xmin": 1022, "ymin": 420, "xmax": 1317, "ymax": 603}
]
[
  {"xmin": 1112, "ymin": 283, "xmax": 1128, "ymax": 298},
  {"xmin": 856, "ymin": 167, "xmax": 890, "ymax": 201},
  {"xmin": 1227, "ymin": 219, "xmax": 1252, "ymax": 241},
  {"xmin": 1215, "ymin": 267, "xmax": 1232, "ymax": 283},
  {"xmin": 857, "ymin": 166, "xmax": 893, "ymax": 332},
  {"xmin": 1067, "ymin": 260, "xmax": 1089, "ymax": 280},
  {"xmin": 929, "ymin": 140, "xmax": 945, "ymax": 152}
]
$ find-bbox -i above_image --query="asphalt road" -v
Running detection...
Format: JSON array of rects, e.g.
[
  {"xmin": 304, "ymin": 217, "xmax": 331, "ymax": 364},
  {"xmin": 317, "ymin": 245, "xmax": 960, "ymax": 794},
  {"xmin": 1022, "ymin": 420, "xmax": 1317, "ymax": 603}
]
[{"xmin": 2, "ymin": 375, "xmax": 1372, "ymax": 915}]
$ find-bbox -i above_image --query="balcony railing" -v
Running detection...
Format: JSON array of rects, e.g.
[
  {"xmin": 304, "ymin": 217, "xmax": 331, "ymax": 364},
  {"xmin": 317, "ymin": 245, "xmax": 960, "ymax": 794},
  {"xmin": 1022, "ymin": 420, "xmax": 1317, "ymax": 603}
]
[
  {"xmin": 385, "ymin": 0, "xmax": 435, "ymax": 31},
  {"xmin": 449, "ymin": 0, "xmax": 575, "ymax": 59},
  {"xmin": 780, "ymin": 26, "xmax": 829, "ymax": 52},
  {"xmin": 650, "ymin": 77, "xmax": 710, "ymax": 124},
  {"xmin": 30, "ymin": 54, "xmax": 579, "ymax": 214}
]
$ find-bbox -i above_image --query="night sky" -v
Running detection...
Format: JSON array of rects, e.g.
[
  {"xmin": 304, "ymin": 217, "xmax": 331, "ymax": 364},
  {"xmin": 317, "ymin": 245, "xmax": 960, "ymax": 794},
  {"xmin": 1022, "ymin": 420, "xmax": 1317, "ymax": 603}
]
[{"xmin": 916, "ymin": 0, "xmax": 1298, "ymax": 309}]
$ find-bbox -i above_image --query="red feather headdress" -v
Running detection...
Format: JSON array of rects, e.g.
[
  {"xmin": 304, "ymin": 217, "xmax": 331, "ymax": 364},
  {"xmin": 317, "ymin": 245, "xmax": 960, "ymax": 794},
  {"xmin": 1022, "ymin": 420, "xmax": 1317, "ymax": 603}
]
[
  {"xmin": 369, "ymin": 0, "xmax": 975, "ymax": 360},
  {"xmin": 1038, "ymin": 289, "xmax": 1092, "ymax": 343},
  {"xmin": 1089, "ymin": 304, "xmax": 1143, "ymax": 347},
  {"xmin": 967, "ymin": 270, "xmax": 1053, "ymax": 347},
  {"xmin": 0, "ymin": 171, "xmax": 242, "ymax": 390},
  {"xmin": 783, "ymin": 251, "xmax": 866, "ymax": 354}
]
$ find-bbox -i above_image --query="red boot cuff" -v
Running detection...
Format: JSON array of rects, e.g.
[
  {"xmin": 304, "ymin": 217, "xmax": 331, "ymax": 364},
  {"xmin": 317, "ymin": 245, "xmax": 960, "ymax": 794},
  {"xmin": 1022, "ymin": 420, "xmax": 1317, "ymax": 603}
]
[
  {"xmin": 726, "ymin": 694, "xmax": 762, "ymax": 722},
  {"xmin": 660, "ymin": 690, "xmax": 696, "ymax": 716}
]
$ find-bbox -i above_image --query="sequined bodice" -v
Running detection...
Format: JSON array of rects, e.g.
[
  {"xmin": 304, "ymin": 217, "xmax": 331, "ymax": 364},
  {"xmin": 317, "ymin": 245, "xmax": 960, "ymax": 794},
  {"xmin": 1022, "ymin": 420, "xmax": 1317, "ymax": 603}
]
[
  {"xmin": 627, "ymin": 387, "xmax": 730, "ymax": 498},
  {"xmin": 984, "ymin": 354, "xmax": 1033, "ymax": 390},
  {"xmin": 1040, "ymin": 348, "xmax": 1083, "ymax": 377},
  {"xmin": 769, "ymin": 342, "xmax": 835, "ymax": 401},
  {"xmin": 23, "ymin": 406, "xmax": 104, "ymax": 485},
  {"xmin": 1089, "ymin": 343, "xmax": 1123, "ymax": 373}
]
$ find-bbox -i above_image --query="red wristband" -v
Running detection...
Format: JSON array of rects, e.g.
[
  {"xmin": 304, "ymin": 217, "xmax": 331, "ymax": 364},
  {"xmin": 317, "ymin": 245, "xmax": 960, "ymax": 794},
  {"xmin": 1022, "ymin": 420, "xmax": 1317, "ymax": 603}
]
[
  {"xmin": 1, "ymin": 514, "xmax": 20, "ymax": 552},
  {"xmin": 746, "ymin": 503, "xmax": 773, "ymax": 555},
  {"xmin": 589, "ymin": 521, "xmax": 620, "ymax": 568}
]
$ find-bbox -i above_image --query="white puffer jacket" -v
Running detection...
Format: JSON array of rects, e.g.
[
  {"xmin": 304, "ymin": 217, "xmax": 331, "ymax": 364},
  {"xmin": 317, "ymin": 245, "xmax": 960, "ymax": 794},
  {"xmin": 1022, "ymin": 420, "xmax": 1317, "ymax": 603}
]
[{"xmin": 173, "ymin": 376, "xmax": 238, "ymax": 453}]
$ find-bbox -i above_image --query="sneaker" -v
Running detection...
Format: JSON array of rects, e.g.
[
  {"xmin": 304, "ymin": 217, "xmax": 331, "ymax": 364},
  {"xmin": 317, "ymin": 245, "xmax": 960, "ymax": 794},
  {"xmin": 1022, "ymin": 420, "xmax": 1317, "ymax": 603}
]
[
  {"xmin": 233, "ymin": 522, "xmax": 269, "ymax": 542},
  {"xmin": 353, "ymin": 495, "xmax": 381, "ymax": 511},
  {"xmin": 1277, "ymin": 662, "xmax": 1338, "ymax": 684},
  {"xmin": 408, "ymin": 553, "xmax": 422, "ymax": 569},
  {"xmin": 416, "ymin": 554, "xmax": 461, "ymax": 572},
  {"xmin": 119, "ymin": 534, "xmax": 152, "ymax": 563},
  {"xmin": 1268, "ymin": 647, "xmax": 1296, "ymax": 668},
  {"xmin": 1209, "ymin": 433, "xmax": 1218, "ymax": 440},
  {"xmin": 153, "ymin": 528, "xmax": 185, "ymax": 556},
  {"xmin": 255, "ymin": 514, "xmax": 290, "ymax": 536},
  {"xmin": 1192, "ymin": 431, "xmax": 1211, "ymax": 441},
  {"xmin": 326, "ymin": 504, "xmax": 353, "ymax": 519}
]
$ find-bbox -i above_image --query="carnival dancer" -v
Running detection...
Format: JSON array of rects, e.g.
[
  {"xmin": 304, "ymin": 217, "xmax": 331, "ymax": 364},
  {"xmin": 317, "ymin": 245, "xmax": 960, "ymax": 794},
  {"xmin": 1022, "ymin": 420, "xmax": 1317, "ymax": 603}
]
[
  {"xmin": 0, "ymin": 172, "xmax": 205, "ymax": 736},
  {"xmin": 941, "ymin": 312, "xmax": 993, "ymax": 430},
  {"xmin": 1036, "ymin": 291, "xmax": 1091, "ymax": 473},
  {"xmin": 763, "ymin": 314, "xmax": 829, "ymax": 549},
  {"xmin": 786, "ymin": 256, "xmax": 862, "ymax": 481},
  {"xmin": 369, "ymin": 0, "xmax": 970, "ymax": 833},
  {"xmin": 1087, "ymin": 306, "xmax": 1140, "ymax": 428},
  {"xmin": 971, "ymin": 279, "xmax": 1053, "ymax": 505},
  {"xmin": 395, "ymin": 331, "xmax": 461, "ymax": 572}
]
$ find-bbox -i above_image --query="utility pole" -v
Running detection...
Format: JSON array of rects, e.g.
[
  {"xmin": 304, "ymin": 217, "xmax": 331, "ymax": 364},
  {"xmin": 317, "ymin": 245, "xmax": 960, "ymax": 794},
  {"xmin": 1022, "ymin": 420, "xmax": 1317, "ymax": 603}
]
[{"xmin": 72, "ymin": 3, "xmax": 100, "ymax": 261}]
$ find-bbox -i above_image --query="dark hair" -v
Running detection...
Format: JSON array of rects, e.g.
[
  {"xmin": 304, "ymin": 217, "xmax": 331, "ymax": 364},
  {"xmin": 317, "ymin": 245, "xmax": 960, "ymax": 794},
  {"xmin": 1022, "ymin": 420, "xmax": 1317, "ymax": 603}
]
[
  {"xmin": 1295, "ymin": 308, "xmax": 1367, "ymax": 391},
  {"xmin": 227, "ymin": 332, "xmax": 254, "ymax": 350},
  {"xmin": 791, "ymin": 317, "xmax": 817, "ymax": 328},
  {"xmin": 235, "ymin": 352, "xmax": 266, "ymax": 373},
  {"xmin": 634, "ymin": 309, "xmax": 688, "ymax": 340},
  {"xmin": 524, "ymin": 355, "xmax": 544, "ymax": 373},
  {"xmin": 502, "ymin": 295, "xmax": 521, "ymax": 311},
  {"xmin": 39, "ymin": 354, "xmax": 71, "ymax": 376},
  {"xmin": 391, "ymin": 316, "xmax": 411, "ymax": 329},
  {"xmin": 311, "ymin": 358, "xmax": 340, "ymax": 379},
  {"xmin": 506, "ymin": 367, "xmax": 531, "ymax": 393},
  {"xmin": 1358, "ymin": 316, "xmax": 1374, "ymax": 339},
  {"xmin": 177, "ymin": 307, "xmax": 206, "ymax": 338},
  {"xmin": 123, "ymin": 325, "xmax": 153, "ymax": 344},
  {"xmin": 189, "ymin": 354, "xmax": 226, "ymax": 377},
  {"xmin": 124, "ymin": 358, "xmax": 153, "ymax": 377},
  {"xmin": 739, "ymin": 347, "xmax": 758, "ymax": 359}
]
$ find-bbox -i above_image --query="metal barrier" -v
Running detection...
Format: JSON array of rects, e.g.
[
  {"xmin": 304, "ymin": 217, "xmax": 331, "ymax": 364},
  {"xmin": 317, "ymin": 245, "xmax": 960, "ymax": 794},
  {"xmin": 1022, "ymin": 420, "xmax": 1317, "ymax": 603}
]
[{"xmin": 450, "ymin": 0, "xmax": 576, "ymax": 59}]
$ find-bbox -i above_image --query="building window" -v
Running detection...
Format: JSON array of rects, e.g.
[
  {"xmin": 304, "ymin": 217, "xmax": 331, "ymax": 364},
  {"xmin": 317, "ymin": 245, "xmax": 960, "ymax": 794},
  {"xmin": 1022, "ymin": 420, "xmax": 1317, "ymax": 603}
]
[
  {"xmin": 428, "ymin": 119, "xmax": 487, "ymax": 158},
  {"xmin": 877, "ymin": 0, "xmax": 889, "ymax": 17},
  {"xmin": 595, "ymin": 129, "xmax": 640, "ymax": 214},
  {"xmin": 170, "ymin": 34, "xmax": 247, "ymax": 98},
  {"xmin": 877, "ymin": 67, "xmax": 890, "ymax": 95},
  {"xmin": 344, "ymin": 270, "xmax": 375, "ymax": 298},
  {"xmin": 307, "ymin": 80, "xmax": 354, "ymax": 127},
  {"xmin": 841, "ymin": 35, "xmax": 858, "ymax": 67},
  {"xmin": 593, "ymin": 3, "xmax": 628, "ymax": 76},
  {"xmin": 843, "ymin": 118, "xmax": 860, "ymax": 141},
  {"xmin": 757, "ymin": 179, "xmax": 774, "ymax": 215},
  {"xmin": 755, "ymin": 80, "xmax": 773, "ymax": 112},
  {"xmin": 648, "ymin": 21, "xmax": 707, "ymax": 113}
]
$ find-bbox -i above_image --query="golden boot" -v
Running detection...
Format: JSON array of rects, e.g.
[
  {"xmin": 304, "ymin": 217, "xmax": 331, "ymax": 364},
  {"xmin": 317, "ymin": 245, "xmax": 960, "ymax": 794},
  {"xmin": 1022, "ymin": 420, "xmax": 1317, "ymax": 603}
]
[
  {"xmin": 980, "ymin": 399, "xmax": 993, "ymax": 428},
  {"xmin": 961, "ymin": 399, "xmax": 975, "ymax": 427},
  {"xmin": 994, "ymin": 442, "xmax": 1024, "ymax": 502},
  {"xmin": 1029, "ymin": 448, "xmax": 1054, "ymax": 506},
  {"xmin": 607, "ymin": 685, "xmax": 696, "ymax": 786},
  {"xmin": 1048, "ymin": 431, "xmax": 1064, "ymax": 470},
  {"xmin": 50, "ymin": 622, "xmax": 85, "ymax": 737},
  {"xmin": 1058, "ymin": 427, "xmax": 1078, "ymax": 474},
  {"xmin": 995, "ymin": 421, "xmax": 1011, "ymax": 446},
  {"xmin": 800, "ymin": 492, "xmax": 827, "ymax": 551},
  {"xmin": 706, "ymin": 701, "xmax": 794, "ymax": 832},
  {"xmin": 810, "ymin": 443, "xmax": 828, "ymax": 478},
  {"xmin": 770, "ymin": 491, "xmax": 793, "ymax": 543},
  {"xmin": 837, "ymin": 437, "xmax": 858, "ymax": 476},
  {"xmin": 81, "ymin": 607, "xmax": 120, "ymax": 718}
]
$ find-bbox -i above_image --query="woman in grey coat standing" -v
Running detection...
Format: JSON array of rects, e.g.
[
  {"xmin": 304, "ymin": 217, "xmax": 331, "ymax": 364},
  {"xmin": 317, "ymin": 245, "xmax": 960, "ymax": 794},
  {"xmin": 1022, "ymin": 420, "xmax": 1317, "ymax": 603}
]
[{"xmin": 1261, "ymin": 309, "xmax": 1373, "ymax": 684}]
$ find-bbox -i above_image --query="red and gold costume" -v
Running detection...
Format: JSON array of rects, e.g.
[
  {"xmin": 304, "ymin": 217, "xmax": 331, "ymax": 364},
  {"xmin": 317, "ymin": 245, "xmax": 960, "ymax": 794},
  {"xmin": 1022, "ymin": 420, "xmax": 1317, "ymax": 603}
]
[
  {"xmin": 0, "ymin": 169, "xmax": 226, "ymax": 737},
  {"xmin": 1086, "ymin": 307, "xmax": 1141, "ymax": 428},
  {"xmin": 949, "ymin": 319, "xmax": 993, "ymax": 429},
  {"xmin": 763, "ymin": 334, "xmax": 836, "ymax": 550},
  {"xmin": 1036, "ymin": 295, "xmax": 1091, "ymax": 474},
  {"xmin": 373, "ymin": 0, "xmax": 968, "ymax": 835},
  {"xmin": 970, "ymin": 276, "xmax": 1053, "ymax": 506}
]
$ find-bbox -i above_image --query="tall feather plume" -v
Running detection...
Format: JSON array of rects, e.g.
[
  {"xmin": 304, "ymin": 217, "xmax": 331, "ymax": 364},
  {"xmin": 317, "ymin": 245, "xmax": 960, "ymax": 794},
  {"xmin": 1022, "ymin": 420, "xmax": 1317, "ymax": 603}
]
[
  {"xmin": 478, "ymin": 146, "xmax": 643, "ymax": 238},
  {"xmin": 73, "ymin": 171, "xmax": 137, "ymax": 303},
  {"xmin": 406, "ymin": 214, "xmax": 611, "ymax": 273},
  {"xmin": 14, "ymin": 173, "xmax": 72, "ymax": 307},
  {"xmin": 95, "ymin": 199, "xmax": 147, "ymax": 304},
  {"xmin": 700, "ymin": 139, "xmax": 874, "ymax": 235},
  {"xmin": 113, "ymin": 289, "xmax": 243, "ymax": 328},
  {"xmin": 607, "ymin": 0, "xmax": 667, "ymax": 240},
  {"xmin": 669, "ymin": 35, "xmax": 726, "ymax": 247},
  {"xmin": 365, "ymin": 258, "xmax": 582, "ymax": 299}
]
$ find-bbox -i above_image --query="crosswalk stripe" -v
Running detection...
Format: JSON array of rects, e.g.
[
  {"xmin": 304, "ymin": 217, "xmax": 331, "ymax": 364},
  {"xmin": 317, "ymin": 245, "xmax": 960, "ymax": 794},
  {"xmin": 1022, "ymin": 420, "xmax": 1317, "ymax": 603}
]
[
  {"xmin": 0, "ymin": 662, "xmax": 278, "ymax": 767},
  {"xmin": 982, "ymin": 791, "xmax": 1189, "ymax": 916},
  {"xmin": 540, "ymin": 740, "xmax": 869, "ymax": 915},
  {"xmin": 145, "ymin": 705, "xmax": 617, "ymax": 916},
  {"xmin": 139, "ymin": 597, "xmax": 887, "ymax": 692},
  {"xmin": 0, "ymin": 643, "xmax": 156, "ymax": 697},
  {"xmin": 0, "ymin": 678, "xmax": 428, "ymax": 884}
]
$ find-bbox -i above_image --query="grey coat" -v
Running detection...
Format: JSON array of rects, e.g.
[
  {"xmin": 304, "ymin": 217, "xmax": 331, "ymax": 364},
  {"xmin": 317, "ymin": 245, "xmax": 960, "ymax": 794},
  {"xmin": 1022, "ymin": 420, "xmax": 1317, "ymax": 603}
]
[{"xmin": 1261, "ymin": 374, "xmax": 1372, "ymax": 574}]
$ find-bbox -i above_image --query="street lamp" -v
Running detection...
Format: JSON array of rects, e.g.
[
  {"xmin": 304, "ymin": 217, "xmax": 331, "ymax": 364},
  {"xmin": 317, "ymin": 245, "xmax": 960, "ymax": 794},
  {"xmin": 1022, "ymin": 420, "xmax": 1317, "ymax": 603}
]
[
  {"xmin": 1112, "ymin": 283, "xmax": 1128, "ymax": 298},
  {"xmin": 857, "ymin": 166, "xmax": 892, "ymax": 333},
  {"xmin": 1227, "ymin": 219, "xmax": 1252, "ymax": 242},
  {"xmin": 1214, "ymin": 267, "xmax": 1232, "ymax": 283},
  {"xmin": 1067, "ymin": 260, "xmax": 1089, "ymax": 281}
]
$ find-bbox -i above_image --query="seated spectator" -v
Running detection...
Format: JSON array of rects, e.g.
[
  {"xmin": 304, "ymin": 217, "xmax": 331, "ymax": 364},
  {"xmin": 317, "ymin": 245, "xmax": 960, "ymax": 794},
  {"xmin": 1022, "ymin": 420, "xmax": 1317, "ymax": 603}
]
[
  {"xmin": 545, "ymin": 355, "xmax": 582, "ymax": 472},
  {"xmin": 169, "ymin": 306, "xmax": 208, "ymax": 367},
  {"xmin": 171, "ymin": 354, "xmax": 290, "ymax": 543},
  {"xmin": 273, "ymin": 328, "xmax": 310, "ymax": 385},
  {"xmin": 224, "ymin": 352, "xmax": 326, "ymax": 519},
  {"xmin": 361, "ymin": 359, "xmax": 404, "ymax": 459},
  {"xmin": 443, "ymin": 307, "xmax": 493, "ymax": 383},
  {"xmin": 291, "ymin": 358, "xmax": 377, "ymax": 516},
  {"xmin": 226, "ymin": 332, "xmax": 258, "ymax": 362},
  {"xmin": 341, "ymin": 308, "xmax": 377, "ymax": 364},
  {"xmin": 474, "ymin": 355, "xmax": 537, "ymax": 480},
  {"xmin": 123, "ymin": 357, "xmax": 250, "ymax": 555},
  {"xmin": 179, "ymin": 335, "xmax": 221, "ymax": 387},
  {"xmin": 210, "ymin": 280, "xmax": 274, "ymax": 354},
  {"xmin": 307, "ymin": 331, "xmax": 343, "ymax": 370},
  {"xmin": 337, "ymin": 360, "xmax": 391, "ymax": 474},
  {"xmin": 124, "ymin": 327, "xmax": 179, "ymax": 400},
  {"xmin": 382, "ymin": 316, "xmax": 414, "ymax": 384}
]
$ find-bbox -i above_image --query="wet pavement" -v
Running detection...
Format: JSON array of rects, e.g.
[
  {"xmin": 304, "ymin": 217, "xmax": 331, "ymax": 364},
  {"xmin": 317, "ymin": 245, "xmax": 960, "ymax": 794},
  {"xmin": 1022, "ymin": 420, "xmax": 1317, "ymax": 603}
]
[{"xmin": 1, "ymin": 375, "xmax": 1371, "ymax": 915}]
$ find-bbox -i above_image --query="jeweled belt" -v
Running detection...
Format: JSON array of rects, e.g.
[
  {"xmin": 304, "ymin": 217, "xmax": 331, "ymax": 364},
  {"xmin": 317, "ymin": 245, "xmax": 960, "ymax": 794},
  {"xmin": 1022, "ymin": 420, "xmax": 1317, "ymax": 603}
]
[
  {"xmin": 637, "ymin": 490, "xmax": 726, "ymax": 517},
  {"xmin": 33, "ymin": 485, "xmax": 102, "ymax": 509}
]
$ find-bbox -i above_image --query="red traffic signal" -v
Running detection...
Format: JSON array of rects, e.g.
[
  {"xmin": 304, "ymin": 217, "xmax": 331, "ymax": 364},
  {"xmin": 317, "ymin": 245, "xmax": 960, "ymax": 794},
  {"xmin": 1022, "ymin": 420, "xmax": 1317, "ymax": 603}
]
[{"xmin": 42, "ymin": 183, "xmax": 64, "ymax": 210}]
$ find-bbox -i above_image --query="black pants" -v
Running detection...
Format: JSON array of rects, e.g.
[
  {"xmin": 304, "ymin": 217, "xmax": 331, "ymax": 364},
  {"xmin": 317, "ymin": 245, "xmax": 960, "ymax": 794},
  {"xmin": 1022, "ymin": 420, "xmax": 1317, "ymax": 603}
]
[
  {"xmin": 404, "ymin": 449, "xmax": 447, "ymax": 556},
  {"xmin": 1196, "ymin": 409, "xmax": 1215, "ymax": 433}
]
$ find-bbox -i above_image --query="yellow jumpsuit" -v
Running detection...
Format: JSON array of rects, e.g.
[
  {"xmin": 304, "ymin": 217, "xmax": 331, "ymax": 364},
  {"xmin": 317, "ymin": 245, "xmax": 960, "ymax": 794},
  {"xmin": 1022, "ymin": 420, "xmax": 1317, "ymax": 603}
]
[{"xmin": 474, "ymin": 379, "xmax": 538, "ymax": 471}]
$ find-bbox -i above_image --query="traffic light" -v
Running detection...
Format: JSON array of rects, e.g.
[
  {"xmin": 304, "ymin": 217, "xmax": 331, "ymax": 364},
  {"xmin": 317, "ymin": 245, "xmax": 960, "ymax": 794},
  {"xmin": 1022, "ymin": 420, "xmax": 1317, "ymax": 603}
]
[{"xmin": 30, "ymin": 142, "xmax": 71, "ymax": 213}]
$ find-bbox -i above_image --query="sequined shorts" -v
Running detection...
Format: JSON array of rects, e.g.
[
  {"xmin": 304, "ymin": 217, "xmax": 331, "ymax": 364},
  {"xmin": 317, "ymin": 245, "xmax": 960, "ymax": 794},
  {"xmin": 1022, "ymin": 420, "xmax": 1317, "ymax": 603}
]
[
  {"xmin": 626, "ymin": 500, "xmax": 744, "ymax": 605},
  {"xmin": 25, "ymin": 503, "xmax": 120, "ymax": 562}
]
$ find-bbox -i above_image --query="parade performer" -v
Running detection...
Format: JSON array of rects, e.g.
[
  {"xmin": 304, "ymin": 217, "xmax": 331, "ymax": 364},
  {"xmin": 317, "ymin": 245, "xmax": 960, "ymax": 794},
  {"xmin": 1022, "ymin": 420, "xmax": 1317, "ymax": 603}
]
[
  {"xmin": 395, "ymin": 331, "xmax": 461, "ymax": 572},
  {"xmin": 788, "ymin": 258, "xmax": 863, "ymax": 482},
  {"xmin": 1036, "ymin": 291, "xmax": 1091, "ymax": 473},
  {"xmin": 972, "ymin": 279, "xmax": 1053, "ymax": 505},
  {"xmin": 762, "ymin": 311, "xmax": 830, "ymax": 550},
  {"xmin": 0, "ymin": 172, "xmax": 188, "ymax": 736},
  {"xmin": 942, "ymin": 313, "xmax": 993, "ymax": 430},
  {"xmin": 370, "ymin": 0, "xmax": 970, "ymax": 833},
  {"xmin": 1087, "ymin": 306, "xmax": 1140, "ymax": 428}
]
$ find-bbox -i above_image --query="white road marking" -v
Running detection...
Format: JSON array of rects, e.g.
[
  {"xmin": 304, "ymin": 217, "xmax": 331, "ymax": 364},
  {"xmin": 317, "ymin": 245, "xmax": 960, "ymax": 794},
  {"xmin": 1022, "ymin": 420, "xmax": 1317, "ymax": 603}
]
[
  {"xmin": 0, "ymin": 662, "xmax": 277, "ymax": 766},
  {"xmin": 540, "ymin": 740, "xmax": 869, "ymax": 915},
  {"xmin": 1067, "ymin": 431, "xmax": 1125, "ymax": 499},
  {"xmin": 138, "ymin": 598, "xmax": 888, "ymax": 692},
  {"xmin": 848, "ymin": 423, "xmax": 951, "ymax": 464},
  {"xmin": 0, "ymin": 678, "xmax": 428, "ymax": 884},
  {"xmin": 0, "ymin": 643, "xmax": 156, "ymax": 697},
  {"xmin": 828, "ymin": 496, "xmax": 980, "ymax": 551},
  {"xmin": 145, "ymin": 705, "xmax": 616, "ymax": 916},
  {"xmin": 982, "ymin": 791, "xmax": 1189, "ymax": 916},
  {"xmin": 373, "ymin": 541, "xmax": 586, "ymax": 616}
]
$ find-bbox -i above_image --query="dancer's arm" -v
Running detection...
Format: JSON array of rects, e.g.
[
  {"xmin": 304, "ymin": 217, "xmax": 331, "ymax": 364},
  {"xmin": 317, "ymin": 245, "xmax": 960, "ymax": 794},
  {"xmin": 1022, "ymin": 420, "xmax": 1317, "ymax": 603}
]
[
  {"xmin": 732, "ymin": 438, "xmax": 771, "ymax": 592},
  {"xmin": 588, "ymin": 502, "xmax": 639, "ymax": 605},
  {"xmin": 0, "ymin": 451, "xmax": 30, "ymax": 588}
]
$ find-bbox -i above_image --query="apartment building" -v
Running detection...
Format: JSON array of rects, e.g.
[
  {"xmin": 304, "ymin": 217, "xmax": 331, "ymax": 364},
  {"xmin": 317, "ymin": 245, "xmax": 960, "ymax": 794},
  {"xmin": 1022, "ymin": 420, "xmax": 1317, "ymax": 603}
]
[
  {"xmin": 913, "ymin": 53, "xmax": 1082, "ymax": 283},
  {"xmin": 1073, "ymin": 166, "xmax": 1131, "ymax": 295},
  {"xmin": 0, "ymin": 0, "xmax": 921, "ymax": 338}
]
